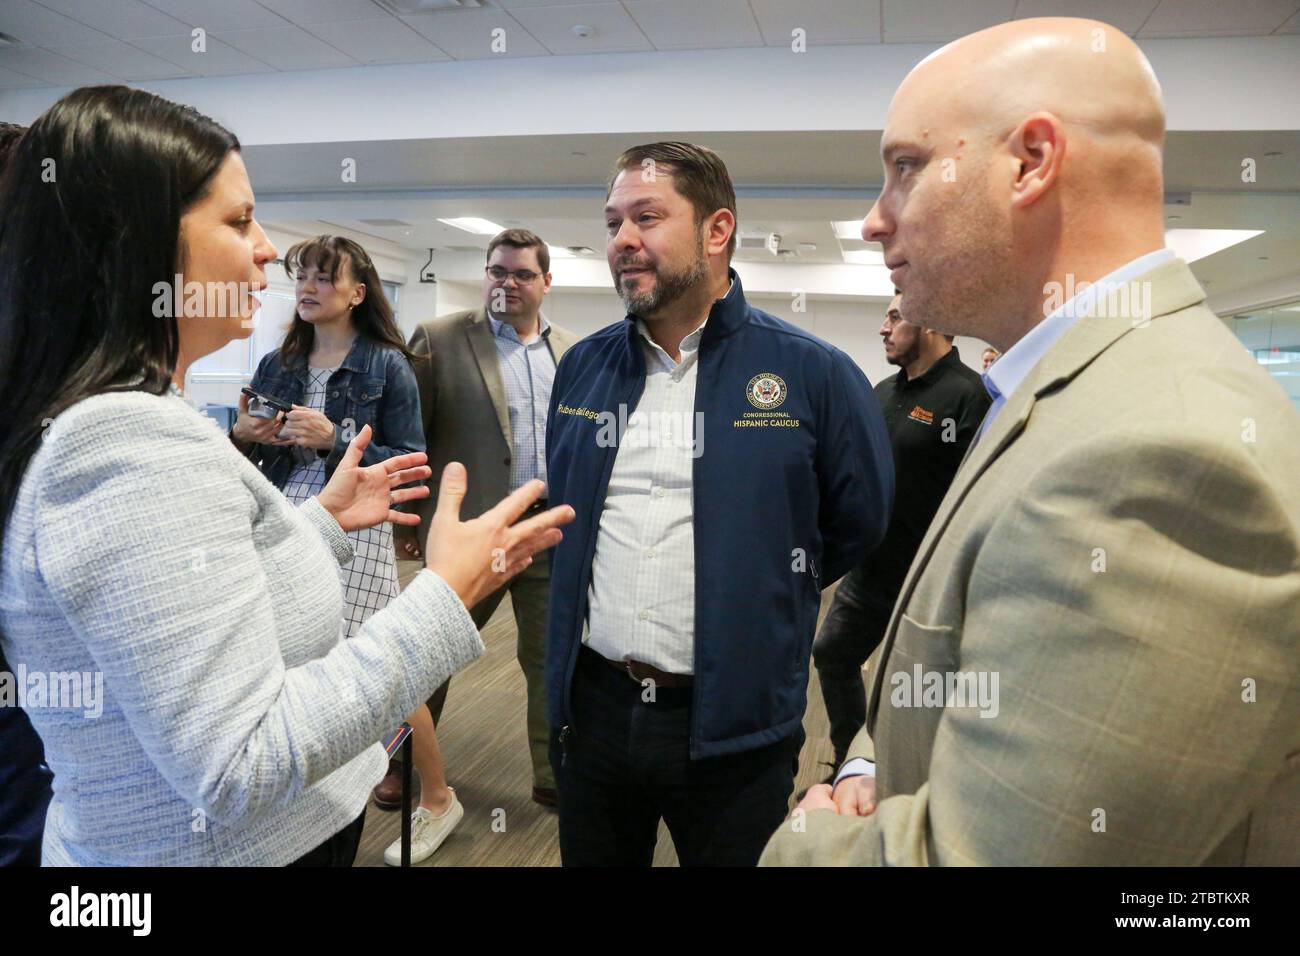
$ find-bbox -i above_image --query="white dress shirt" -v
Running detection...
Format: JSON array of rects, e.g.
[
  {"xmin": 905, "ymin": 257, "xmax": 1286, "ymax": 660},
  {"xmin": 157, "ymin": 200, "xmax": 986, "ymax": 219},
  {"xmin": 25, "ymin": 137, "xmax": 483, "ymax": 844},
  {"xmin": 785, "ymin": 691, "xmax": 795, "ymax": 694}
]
[{"xmin": 584, "ymin": 314, "xmax": 711, "ymax": 675}]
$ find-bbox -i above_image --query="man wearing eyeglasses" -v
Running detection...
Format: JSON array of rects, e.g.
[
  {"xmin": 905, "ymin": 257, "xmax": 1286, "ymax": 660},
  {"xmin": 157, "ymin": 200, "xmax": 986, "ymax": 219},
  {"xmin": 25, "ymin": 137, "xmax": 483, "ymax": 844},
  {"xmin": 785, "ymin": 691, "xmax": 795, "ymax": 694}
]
[{"xmin": 394, "ymin": 228, "xmax": 579, "ymax": 809}]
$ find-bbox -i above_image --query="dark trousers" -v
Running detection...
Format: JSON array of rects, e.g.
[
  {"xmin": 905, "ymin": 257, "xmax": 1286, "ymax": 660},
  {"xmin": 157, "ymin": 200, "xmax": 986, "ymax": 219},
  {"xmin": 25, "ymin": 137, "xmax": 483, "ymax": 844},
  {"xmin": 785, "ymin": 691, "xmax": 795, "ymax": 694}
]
[
  {"xmin": 0, "ymin": 706, "xmax": 53, "ymax": 867},
  {"xmin": 551, "ymin": 646, "xmax": 802, "ymax": 867},
  {"xmin": 811, "ymin": 586, "xmax": 893, "ymax": 766},
  {"xmin": 287, "ymin": 807, "xmax": 366, "ymax": 867}
]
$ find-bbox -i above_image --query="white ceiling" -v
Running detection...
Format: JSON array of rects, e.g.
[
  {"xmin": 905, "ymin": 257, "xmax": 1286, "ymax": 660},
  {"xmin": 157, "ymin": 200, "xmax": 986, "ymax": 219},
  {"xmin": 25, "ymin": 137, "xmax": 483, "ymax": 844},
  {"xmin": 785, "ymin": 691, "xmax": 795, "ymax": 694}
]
[{"xmin": 2, "ymin": 0, "xmax": 1299, "ymax": 89}]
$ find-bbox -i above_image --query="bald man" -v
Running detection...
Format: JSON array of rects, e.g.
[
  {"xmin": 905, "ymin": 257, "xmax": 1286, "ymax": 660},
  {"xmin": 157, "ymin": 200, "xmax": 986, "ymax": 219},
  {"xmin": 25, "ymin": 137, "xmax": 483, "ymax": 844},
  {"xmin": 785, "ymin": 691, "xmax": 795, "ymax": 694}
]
[{"xmin": 762, "ymin": 18, "xmax": 1300, "ymax": 866}]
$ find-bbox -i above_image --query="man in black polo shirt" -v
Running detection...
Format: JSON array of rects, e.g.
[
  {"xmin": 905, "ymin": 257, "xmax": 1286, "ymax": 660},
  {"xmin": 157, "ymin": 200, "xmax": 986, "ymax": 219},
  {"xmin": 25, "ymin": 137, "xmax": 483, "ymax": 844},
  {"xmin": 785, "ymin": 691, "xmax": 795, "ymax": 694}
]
[{"xmin": 812, "ymin": 292, "xmax": 990, "ymax": 770}]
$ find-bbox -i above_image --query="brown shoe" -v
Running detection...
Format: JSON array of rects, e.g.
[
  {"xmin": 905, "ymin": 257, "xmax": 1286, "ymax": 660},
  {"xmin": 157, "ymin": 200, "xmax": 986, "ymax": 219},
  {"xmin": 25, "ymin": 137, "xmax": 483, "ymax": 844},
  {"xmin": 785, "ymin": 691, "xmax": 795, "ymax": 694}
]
[
  {"xmin": 372, "ymin": 760, "xmax": 410, "ymax": 811},
  {"xmin": 531, "ymin": 786, "xmax": 558, "ymax": 810}
]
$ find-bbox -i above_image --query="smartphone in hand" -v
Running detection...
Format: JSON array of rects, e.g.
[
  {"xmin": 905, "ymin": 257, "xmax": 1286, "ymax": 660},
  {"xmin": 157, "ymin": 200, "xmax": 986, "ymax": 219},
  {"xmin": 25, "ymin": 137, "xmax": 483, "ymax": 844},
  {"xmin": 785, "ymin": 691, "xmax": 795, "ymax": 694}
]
[{"xmin": 241, "ymin": 386, "xmax": 292, "ymax": 420}]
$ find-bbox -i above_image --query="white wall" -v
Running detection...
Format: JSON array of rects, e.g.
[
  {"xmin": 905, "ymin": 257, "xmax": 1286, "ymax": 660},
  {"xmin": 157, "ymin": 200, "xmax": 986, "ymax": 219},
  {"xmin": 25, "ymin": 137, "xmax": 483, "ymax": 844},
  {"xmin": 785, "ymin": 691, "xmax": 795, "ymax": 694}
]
[
  {"xmin": 431, "ymin": 280, "xmax": 485, "ymax": 318},
  {"xmin": 464, "ymin": 286, "xmax": 991, "ymax": 385}
]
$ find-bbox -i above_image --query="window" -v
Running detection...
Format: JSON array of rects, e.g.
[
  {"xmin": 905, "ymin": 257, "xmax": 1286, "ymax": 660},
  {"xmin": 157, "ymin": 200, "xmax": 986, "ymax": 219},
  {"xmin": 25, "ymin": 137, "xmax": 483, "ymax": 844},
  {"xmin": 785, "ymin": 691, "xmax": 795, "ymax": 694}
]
[{"xmin": 1230, "ymin": 301, "xmax": 1300, "ymax": 413}]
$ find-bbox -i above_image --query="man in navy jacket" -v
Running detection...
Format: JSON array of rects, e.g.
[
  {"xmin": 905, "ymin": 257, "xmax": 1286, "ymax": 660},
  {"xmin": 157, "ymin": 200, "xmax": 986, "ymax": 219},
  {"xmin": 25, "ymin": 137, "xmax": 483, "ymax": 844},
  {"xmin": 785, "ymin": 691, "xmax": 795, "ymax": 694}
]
[{"xmin": 545, "ymin": 142, "xmax": 894, "ymax": 866}]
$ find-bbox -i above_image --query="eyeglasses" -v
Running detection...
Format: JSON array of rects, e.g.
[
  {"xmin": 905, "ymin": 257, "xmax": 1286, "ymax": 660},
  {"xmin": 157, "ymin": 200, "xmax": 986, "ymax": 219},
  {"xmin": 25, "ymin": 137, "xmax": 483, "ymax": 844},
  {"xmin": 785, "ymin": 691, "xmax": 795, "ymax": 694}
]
[{"xmin": 486, "ymin": 266, "xmax": 541, "ymax": 284}]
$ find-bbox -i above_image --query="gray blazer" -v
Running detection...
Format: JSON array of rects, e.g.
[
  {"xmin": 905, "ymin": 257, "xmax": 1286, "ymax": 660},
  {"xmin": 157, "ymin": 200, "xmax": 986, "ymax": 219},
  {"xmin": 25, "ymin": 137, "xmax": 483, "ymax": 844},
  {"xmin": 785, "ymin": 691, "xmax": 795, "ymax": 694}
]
[
  {"xmin": 0, "ymin": 391, "xmax": 483, "ymax": 865},
  {"xmin": 408, "ymin": 307, "xmax": 579, "ymax": 532},
  {"xmin": 761, "ymin": 256, "xmax": 1300, "ymax": 866}
]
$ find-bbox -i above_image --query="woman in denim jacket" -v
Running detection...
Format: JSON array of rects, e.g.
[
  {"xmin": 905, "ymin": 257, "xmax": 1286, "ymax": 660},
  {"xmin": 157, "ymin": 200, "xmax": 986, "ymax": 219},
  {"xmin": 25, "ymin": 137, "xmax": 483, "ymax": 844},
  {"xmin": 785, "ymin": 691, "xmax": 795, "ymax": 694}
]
[
  {"xmin": 235, "ymin": 236, "xmax": 423, "ymax": 500},
  {"xmin": 232, "ymin": 237, "xmax": 466, "ymax": 861}
]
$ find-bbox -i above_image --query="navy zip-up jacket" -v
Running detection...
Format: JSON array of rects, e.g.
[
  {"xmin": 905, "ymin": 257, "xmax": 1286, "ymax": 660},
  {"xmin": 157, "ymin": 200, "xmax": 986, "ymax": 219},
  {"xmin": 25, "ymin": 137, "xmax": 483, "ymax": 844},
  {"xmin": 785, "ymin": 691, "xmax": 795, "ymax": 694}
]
[{"xmin": 545, "ymin": 271, "xmax": 894, "ymax": 759}]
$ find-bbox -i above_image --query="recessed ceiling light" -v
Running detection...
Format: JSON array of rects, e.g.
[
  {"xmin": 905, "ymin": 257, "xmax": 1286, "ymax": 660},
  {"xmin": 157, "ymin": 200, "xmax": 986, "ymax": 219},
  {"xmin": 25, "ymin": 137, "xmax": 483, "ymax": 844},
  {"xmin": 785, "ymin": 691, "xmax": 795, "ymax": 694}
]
[
  {"xmin": 437, "ymin": 217, "xmax": 505, "ymax": 235},
  {"xmin": 1165, "ymin": 228, "xmax": 1263, "ymax": 263},
  {"xmin": 842, "ymin": 249, "xmax": 885, "ymax": 265},
  {"xmin": 832, "ymin": 220, "xmax": 866, "ymax": 240}
]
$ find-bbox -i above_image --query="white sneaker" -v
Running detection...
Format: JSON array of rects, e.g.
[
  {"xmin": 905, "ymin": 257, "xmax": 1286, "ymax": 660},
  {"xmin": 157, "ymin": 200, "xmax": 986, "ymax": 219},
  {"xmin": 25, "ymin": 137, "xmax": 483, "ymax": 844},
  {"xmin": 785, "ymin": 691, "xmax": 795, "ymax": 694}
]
[{"xmin": 383, "ymin": 789, "xmax": 463, "ymax": 866}]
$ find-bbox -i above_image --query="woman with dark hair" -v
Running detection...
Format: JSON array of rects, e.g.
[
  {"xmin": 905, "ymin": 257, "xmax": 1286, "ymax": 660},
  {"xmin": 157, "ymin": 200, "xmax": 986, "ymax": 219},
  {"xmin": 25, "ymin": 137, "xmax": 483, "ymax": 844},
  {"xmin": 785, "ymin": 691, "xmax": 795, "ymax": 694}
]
[
  {"xmin": 0, "ymin": 120, "xmax": 54, "ymax": 869},
  {"xmin": 232, "ymin": 236, "xmax": 464, "ymax": 863},
  {"xmin": 0, "ymin": 86, "xmax": 570, "ymax": 866}
]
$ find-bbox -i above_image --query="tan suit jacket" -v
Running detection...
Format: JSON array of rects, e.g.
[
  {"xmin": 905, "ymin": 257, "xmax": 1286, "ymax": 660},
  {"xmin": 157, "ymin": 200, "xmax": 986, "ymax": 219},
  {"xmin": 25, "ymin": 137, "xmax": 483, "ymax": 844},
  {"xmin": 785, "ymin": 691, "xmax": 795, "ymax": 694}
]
[
  {"xmin": 761, "ymin": 257, "xmax": 1300, "ymax": 865},
  {"xmin": 407, "ymin": 308, "xmax": 579, "ymax": 533}
]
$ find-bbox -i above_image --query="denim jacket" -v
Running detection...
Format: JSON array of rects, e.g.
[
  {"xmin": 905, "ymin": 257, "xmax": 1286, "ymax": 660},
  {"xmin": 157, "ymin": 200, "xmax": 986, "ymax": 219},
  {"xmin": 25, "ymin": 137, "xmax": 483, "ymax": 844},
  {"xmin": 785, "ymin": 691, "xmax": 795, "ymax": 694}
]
[{"xmin": 243, "ymin": 334, "xmax": 425, "ymax": 495}]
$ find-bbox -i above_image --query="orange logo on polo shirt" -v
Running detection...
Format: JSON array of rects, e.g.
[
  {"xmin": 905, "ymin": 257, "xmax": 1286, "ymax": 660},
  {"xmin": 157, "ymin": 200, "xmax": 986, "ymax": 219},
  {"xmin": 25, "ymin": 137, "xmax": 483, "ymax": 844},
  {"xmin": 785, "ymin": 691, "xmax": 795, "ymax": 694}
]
[{"xmin": 908, "ymin": 405, "xmax": 935, "ymax": 425}]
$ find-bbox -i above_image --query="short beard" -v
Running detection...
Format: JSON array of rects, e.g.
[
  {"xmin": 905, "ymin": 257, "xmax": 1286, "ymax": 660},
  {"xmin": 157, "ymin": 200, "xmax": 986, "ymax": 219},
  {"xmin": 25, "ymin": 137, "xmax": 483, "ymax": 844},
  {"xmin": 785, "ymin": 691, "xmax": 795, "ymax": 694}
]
[
  {"xmin": 887, "ymin": 343, "xmax": 920, "ymax": 369},
  {"xmin": 617, "ymin": 234, "xmax": 709, "ymax": 317}
]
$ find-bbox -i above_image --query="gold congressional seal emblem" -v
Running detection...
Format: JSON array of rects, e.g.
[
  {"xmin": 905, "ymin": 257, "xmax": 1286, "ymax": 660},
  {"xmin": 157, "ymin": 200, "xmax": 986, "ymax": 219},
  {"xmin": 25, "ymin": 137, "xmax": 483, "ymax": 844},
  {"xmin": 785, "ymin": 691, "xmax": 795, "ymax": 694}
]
[{"xmin": 747, "ymin": 372, "xmax": 787, "ymax": 410}]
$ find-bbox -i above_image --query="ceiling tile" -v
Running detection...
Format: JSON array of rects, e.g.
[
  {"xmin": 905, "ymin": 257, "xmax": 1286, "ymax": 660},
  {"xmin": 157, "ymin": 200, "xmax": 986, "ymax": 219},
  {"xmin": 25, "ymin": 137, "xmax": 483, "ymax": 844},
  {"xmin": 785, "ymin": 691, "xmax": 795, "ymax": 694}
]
[
  {"xmin": 508, "ymin": 2, "xmax": 653, "ymax": 54},
  {"xmin": 749, "ymin": 0, "xmax": 882, "ymax": 46},
  {"xmin": 882, "ymin": 0, "xmax": 1015, "ymax": 42},
  {"xmin": 1012, "ymin": 0, "xmax": 1160, "ymax": 35},
  {"xmin": 139, "ymin": 0, "xmax": 291, "ymax": 32},
  {"xmin": 35, "ymin": 0, "xmax": 191, "ymax": 39},
  {"xmin": 131, "ymin": 33, "xmax": 278, "ymax": 75},
  {"xmin": 46, "ymin": 40, "xmax": 194, "ymax": 79},
  {"xmin": 302, "ymin": 18, "xmax": 449, "ymax": 62},
  {"xmin": 1139, "ymin": 0, "xmax": 1300, "ymax": 37},
  {"xmin": 0, "ymin": 46, "xmax": 119, "ymax": 84},
  {"xmin": 401, "ymin": 10, "xmax": 549, "ymax": 59},
  {"xmin": 622, "ymin": 0, "xmax": 763, "ymax": 50},
  {"xmin": 0, "ymin": 64, "xmax": 45, "ymax": 88},
  {"xmin": 215, "ymin": 26, "xmax": 358, "ymax": 70},
  {"xmin": 0, "ymin": 0, "xmax": 111, "ymax": 46},
  {"xmin": 1278, "ymin": 6, "xmax": 1300, "ymax": 31},
  {"xmin": 256, "ymin": 0, "xmax": 389, "ymax": 24}
]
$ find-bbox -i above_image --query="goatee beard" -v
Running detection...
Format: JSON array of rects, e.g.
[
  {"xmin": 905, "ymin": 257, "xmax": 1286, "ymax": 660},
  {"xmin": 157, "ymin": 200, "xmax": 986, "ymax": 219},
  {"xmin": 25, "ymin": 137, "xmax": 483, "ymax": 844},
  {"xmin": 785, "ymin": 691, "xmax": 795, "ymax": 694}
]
[{"xmin": 617, "ymin": 246, "xmax": 709, "ymax": 317}]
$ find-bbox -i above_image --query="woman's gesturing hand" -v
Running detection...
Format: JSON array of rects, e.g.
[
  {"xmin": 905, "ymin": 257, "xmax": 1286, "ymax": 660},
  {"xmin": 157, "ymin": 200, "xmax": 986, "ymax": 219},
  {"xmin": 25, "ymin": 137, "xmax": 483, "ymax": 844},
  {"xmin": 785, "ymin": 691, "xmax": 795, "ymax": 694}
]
[
  {"xmin": 424, "ymin": 462, "xmax": 574, "ymax": 609},
  {"xmin": 316, "ymin": 425, "xmax": 431, "ymax": 532}
]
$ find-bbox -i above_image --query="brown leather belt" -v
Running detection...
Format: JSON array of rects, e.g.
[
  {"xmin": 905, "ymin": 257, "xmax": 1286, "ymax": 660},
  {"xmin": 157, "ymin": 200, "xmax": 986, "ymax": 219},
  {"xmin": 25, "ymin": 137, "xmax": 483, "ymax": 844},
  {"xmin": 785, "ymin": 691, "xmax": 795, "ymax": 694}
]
[{"xmin": 592, "ymin": 649, "xmax": 693, "ymax": 689}]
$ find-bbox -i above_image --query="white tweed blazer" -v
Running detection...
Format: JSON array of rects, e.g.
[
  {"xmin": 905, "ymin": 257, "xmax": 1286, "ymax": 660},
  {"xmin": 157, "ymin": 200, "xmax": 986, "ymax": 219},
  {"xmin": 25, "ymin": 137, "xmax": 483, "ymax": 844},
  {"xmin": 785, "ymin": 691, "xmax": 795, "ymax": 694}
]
[{"xmin": 0, "ymin": 391, "xmax": 483, "ymax": 866}]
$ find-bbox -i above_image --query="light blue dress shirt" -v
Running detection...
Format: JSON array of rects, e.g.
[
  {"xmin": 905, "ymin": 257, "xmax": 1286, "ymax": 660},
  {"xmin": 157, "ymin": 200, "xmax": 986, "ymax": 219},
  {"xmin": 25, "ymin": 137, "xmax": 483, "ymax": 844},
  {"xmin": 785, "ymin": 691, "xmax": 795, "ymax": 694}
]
[
  {"xmin": 488, "ymin": 312, "xmax": 558, "ymax": 492},
  {"xmin": 979, "ymin": 248, "xmax": 1176, "ymax": 437}
]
